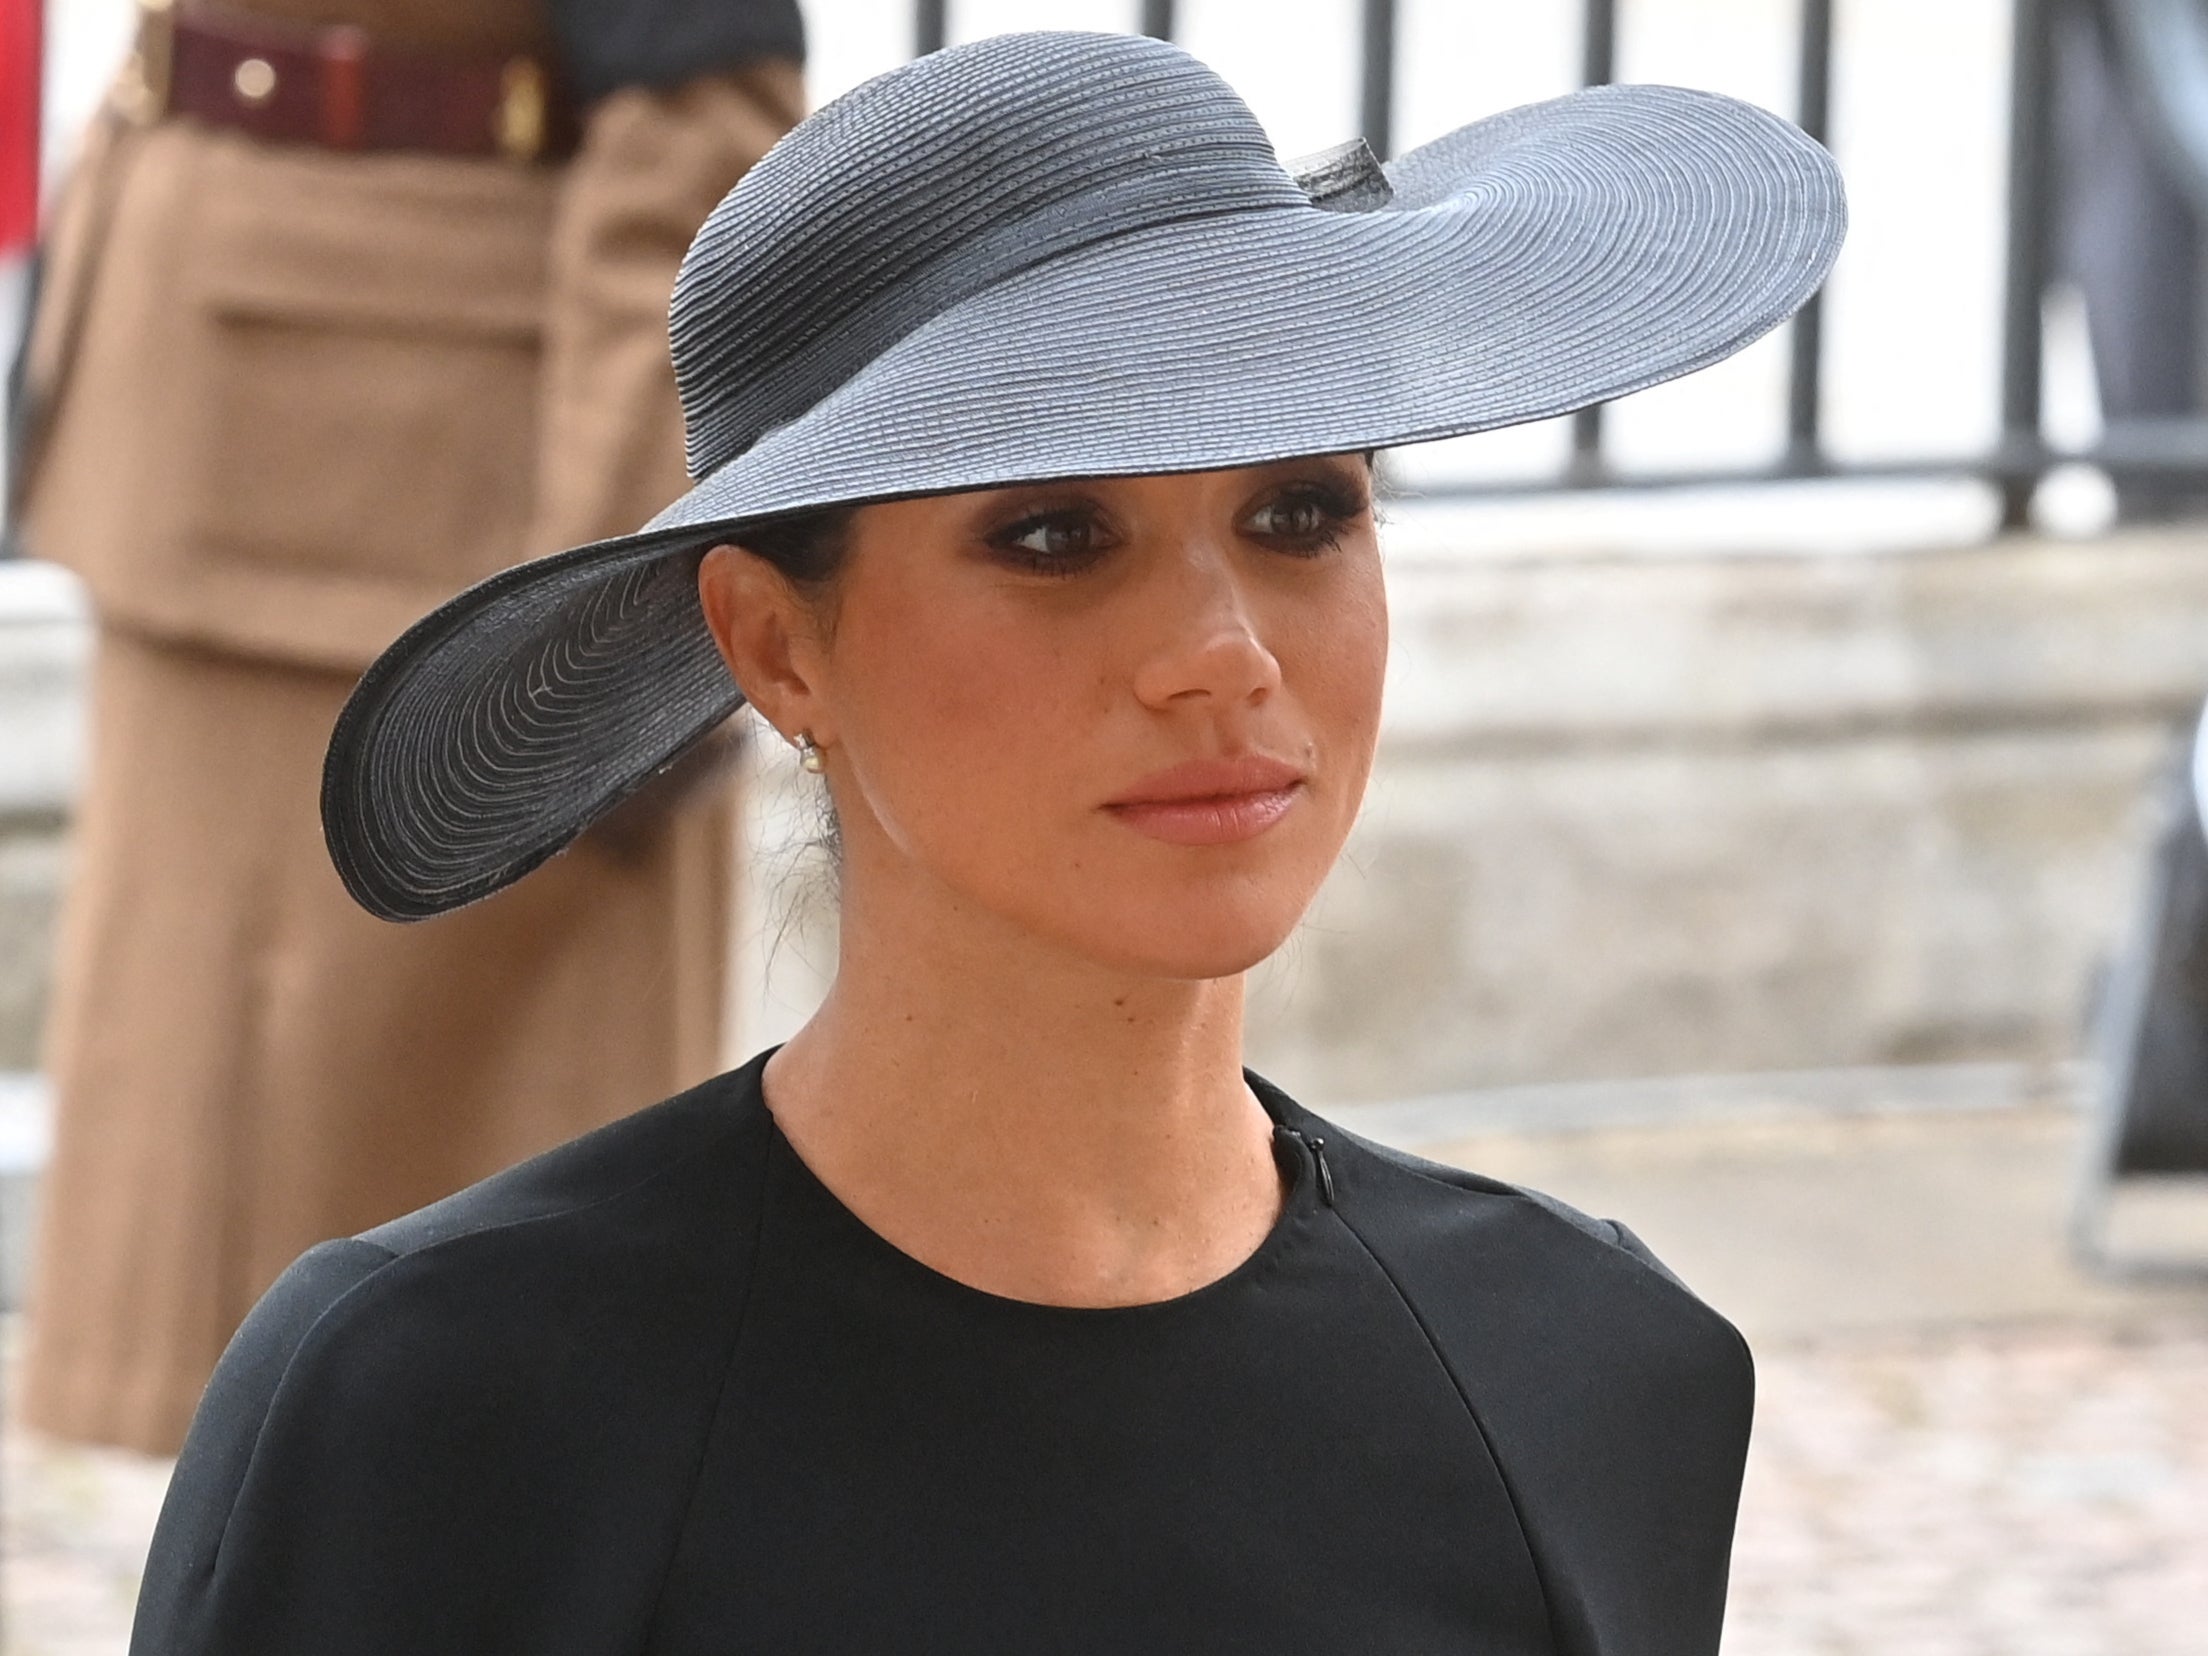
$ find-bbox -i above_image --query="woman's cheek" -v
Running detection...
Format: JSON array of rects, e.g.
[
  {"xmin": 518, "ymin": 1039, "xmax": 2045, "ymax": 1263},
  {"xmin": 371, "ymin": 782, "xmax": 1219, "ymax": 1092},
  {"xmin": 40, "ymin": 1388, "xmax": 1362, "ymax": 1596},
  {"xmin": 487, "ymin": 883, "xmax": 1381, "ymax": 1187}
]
[
  {"xmin": 1297, "ymin": 574, "xmax": 1387, "ymax": 826},
  {"xmin": 863, "ymin": 620, "xmax": 1068, "ymax": 838},
  {"xmin": 1332, "ymin": 566, "xmax": 1389, "ymax": 715}
]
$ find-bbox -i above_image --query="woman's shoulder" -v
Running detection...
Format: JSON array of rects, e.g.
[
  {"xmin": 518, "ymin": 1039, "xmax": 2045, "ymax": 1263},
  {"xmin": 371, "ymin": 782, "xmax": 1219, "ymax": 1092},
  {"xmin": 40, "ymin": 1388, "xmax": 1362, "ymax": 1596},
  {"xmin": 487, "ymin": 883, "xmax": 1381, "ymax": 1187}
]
[
  {"xmin": 1321, "ymin": 1120, "xmax": 1753, "ymax": 1396},
  {"xmin": 133, "ymin": 1059, "xmax": 778, "ymax": 1656},
  {"xmin": 1345, "ymin": 1127, "xmax": 1735, "ymax": 1298},
  {"xmin": 303, "ymin": 1055, "xmax": 779, "ymax": 1360},
  {"xmin": 374, "ymin": 1051, "xmax": 774, "ymax": 1251},
  {"xmin": 1279, "ymin": 1096, "xmax": 1749, "ymax": 1374},
  {"xmin": 1306, "ymin": 1113, "xmax": 1754, "ymax": 1655}
]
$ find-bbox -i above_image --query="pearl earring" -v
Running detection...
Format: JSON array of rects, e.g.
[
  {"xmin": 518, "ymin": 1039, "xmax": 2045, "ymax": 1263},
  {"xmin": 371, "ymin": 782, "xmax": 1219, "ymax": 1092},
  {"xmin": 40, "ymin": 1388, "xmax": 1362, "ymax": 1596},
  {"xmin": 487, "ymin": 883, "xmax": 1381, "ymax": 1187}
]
[{"xmin": 795, "ymin": 732, "xmax": 826, "ymax": 774}]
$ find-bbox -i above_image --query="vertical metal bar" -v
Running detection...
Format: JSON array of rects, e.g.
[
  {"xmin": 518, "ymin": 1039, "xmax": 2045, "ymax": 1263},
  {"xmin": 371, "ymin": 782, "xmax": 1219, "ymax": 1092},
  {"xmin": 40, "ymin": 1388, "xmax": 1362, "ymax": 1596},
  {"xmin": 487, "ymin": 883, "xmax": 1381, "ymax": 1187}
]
[
  {"xmin": 1141, "ymin": 0, "xmax": 1175, "ymax": 40},
  {"xmin": 915, "ymin": 0, "xmax": 947, "ymax": 56},
  {"xmin": 1359, "ymin": 0, "xmax": 1397, "ymax": 159},
  {"xmin": 1571, "ymin": 0, "xmax": 1619, "ymax": 475},
  {"xmin": 1999, "ymin": 0, "xmax": 2054, "ymax": 527},
  {"xmin": 1357, "ymin": 0, "xmax": 1398, "ymax": 490},
  {"xmin": 1787, "ymin": 0, "xmax": 1834, "ymax": 463},
  {"xmin": 1581, "ymin": 0, "xmax": 1618, "ymax": 84}
]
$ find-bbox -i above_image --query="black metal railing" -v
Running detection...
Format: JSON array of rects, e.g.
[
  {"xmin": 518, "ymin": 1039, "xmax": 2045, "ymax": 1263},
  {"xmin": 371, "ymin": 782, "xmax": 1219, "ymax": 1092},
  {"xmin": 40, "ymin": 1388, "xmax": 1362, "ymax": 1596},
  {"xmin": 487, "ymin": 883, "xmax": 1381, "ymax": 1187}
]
[
  {"xmin": 2002, "ymin": 0, "xmax": 2056, "ymax": 528},
  {"xmin": 905, "ymin": 0, "xmax": 2208, "ymax": 528},
  {"xmin": 1569, "ymin": 0, "xmax": 1618, "ymax": 481}
]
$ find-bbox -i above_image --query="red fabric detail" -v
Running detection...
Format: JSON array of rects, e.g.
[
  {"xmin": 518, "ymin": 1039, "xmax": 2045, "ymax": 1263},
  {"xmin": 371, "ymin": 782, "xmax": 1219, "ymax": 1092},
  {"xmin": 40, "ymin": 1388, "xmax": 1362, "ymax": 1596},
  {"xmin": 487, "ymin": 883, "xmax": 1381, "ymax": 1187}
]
[{"xmin": 0, "ymin": 0, "xmax": 40, "ymax": 255}]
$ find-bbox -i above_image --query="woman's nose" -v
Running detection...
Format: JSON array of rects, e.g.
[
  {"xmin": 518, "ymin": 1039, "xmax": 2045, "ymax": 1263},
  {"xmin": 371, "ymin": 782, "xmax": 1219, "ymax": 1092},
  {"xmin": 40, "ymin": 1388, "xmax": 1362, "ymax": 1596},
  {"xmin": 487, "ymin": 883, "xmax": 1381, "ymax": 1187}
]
[{"xmin": 1128, "ymin": 547, "xmax": 1284, "ymax": 710}]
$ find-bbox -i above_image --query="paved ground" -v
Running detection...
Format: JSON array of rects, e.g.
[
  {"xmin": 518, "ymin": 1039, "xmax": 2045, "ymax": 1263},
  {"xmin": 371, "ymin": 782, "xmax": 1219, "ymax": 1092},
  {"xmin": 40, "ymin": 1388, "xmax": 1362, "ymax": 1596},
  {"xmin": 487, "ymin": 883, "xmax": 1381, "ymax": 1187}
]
[
  {"xmin": 2, "ymin": 1403, "xmax": 166, "ymax": 1656},
  {"xmin": 1730, "ymin": 1322, "xmax": 2208, "ymax": 1656},
  {"xmin": 5, "ymin": 1093, "xmax": 2206, "ymax": 1654}
]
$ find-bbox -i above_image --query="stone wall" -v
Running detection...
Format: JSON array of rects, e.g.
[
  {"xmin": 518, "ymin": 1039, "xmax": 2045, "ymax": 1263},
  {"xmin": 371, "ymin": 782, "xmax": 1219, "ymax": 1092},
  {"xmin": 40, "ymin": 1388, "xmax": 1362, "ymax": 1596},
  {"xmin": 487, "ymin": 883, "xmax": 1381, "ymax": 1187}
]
[{"xmin": 1242, "ymin": 530, "xmax": 2208, "ymax": 1104}]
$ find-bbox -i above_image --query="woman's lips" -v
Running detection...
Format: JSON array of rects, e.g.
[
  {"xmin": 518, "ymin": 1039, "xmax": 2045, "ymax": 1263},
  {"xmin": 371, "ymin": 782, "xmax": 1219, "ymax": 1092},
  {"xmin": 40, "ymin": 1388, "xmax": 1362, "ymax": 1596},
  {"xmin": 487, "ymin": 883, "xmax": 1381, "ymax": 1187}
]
[{"xmin": 1103, "ymin": 756, "xmax": 1309, "ymax": 847}]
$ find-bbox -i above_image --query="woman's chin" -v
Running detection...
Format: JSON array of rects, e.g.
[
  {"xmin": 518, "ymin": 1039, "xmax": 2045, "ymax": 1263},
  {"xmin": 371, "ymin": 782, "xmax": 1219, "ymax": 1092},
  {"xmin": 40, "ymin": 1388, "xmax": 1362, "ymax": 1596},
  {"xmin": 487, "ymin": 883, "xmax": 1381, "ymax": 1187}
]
[
  {"xmin": 1041, "ymin": 898, "xmax": 1309, "ymax": 983},
  {"xmin": 903, "ymin": 833, "xmax": 1337, "ymax": 981}
]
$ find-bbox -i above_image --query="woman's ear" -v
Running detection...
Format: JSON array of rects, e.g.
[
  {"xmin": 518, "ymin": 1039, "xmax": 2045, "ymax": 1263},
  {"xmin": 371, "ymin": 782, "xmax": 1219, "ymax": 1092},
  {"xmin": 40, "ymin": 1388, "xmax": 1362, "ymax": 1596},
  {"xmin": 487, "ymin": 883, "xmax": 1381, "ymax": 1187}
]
[{"xmin": 697, "ymin": 545, "xmax": 829, "ymax": 745}]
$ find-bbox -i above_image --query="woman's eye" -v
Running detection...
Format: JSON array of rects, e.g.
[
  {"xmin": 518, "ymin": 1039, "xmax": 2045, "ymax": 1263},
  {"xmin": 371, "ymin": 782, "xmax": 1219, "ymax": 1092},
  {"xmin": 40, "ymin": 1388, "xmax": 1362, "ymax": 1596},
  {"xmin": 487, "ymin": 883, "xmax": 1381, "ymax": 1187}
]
[
  {"xmin": 1257, "ymin": 498, "xmax": 1326, "ymax": 538},
  {"xmin": 990, "ymin": 510, "xmax": 1111, "ymax": 570},
  {"xmin": 1246, "ymin": 488, "xmax": 1358, "ymax": 550}
]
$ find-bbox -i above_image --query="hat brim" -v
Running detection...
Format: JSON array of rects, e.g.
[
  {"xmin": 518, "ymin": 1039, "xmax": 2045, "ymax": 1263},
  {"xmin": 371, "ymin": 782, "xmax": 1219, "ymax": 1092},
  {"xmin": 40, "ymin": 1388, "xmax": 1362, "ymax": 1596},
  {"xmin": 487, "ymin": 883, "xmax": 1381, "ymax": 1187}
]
[{"xmin": 325, "ymin": 82, "xmax": 1845, "ymax": 920}]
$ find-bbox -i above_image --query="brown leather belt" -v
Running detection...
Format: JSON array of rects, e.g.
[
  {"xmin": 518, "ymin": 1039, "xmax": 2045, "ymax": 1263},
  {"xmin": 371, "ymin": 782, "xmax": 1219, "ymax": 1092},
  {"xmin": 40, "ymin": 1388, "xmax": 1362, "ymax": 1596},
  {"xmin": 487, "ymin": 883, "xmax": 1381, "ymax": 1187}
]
[{"xmin": 114, "ymin": 0, "xmax": 577, "ymax": 163}]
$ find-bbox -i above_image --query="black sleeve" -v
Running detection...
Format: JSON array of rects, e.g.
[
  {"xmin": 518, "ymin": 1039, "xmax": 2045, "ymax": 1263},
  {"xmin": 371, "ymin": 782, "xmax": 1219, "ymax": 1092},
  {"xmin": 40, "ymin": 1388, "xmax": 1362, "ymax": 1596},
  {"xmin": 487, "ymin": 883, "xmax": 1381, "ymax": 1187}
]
[
  {"xmin": 125, "ymin": 1227, "xmax": 744, "ymax": 1654},
  {"xmin": 129, "ymin": 1240, "xmax": 396, "ymax": 1656},
  {"xmin": 543, "ymin": 0, "xmax": 808, "ymax": 103},
  {"xmin": 1333, "ymin": 1136, "xmax": 1756, "ymax": 1656}
]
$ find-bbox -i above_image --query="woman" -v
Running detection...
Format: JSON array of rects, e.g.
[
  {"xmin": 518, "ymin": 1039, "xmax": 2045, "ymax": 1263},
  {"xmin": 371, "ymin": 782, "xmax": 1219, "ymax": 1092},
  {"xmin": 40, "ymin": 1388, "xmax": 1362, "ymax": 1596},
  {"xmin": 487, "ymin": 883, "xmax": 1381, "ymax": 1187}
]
[{"xmin": 132, "ymin": 30, "xmax": 1844, "ymax": 1656}]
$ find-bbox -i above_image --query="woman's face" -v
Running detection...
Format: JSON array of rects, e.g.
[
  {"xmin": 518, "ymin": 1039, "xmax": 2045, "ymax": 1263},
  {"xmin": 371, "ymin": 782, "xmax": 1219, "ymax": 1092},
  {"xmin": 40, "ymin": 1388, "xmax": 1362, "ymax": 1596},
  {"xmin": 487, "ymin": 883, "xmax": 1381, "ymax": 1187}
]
[{"xmin": 704, "ymin": 456, "xmax": 1387, "ymax": 981}]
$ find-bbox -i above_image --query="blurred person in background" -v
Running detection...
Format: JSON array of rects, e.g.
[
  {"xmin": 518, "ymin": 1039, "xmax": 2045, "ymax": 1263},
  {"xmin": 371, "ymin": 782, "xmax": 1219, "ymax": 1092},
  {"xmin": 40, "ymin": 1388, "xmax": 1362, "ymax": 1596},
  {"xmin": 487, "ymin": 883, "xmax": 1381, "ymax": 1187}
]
[
  {"xmin": 2054, "ymin": 0, "xmax": 2208, "ymax": 520},
  {"xmin": 2053, "ymin": 0, "xmax": 2208, "ymax": 1224},
  {"xmin": 8, "ymin": 0, "xmax": 804, "ymax": 1456}
]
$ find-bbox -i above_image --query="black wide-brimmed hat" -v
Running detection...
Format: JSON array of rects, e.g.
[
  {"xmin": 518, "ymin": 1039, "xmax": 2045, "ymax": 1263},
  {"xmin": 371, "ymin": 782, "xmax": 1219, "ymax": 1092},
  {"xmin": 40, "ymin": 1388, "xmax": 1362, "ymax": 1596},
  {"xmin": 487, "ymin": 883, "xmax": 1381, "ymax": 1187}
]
[{"xmin": 323, "ymin": 28, "xmax": 1845, "ymax": 921}]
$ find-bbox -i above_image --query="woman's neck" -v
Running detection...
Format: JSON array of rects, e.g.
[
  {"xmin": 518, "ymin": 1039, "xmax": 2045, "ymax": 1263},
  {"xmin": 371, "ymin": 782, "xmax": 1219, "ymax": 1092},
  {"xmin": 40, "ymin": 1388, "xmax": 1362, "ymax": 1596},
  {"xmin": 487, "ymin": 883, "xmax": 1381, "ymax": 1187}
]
[{"xmin": 762, "ymin": 876, "xmax": 1285, "ymax": 1307}]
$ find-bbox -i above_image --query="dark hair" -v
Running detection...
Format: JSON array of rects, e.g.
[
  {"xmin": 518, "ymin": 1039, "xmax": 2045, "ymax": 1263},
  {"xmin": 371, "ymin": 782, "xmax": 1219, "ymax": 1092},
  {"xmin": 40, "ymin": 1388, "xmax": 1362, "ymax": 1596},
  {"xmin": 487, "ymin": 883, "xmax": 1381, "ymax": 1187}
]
[{"xmin": 735, "ymin": 505, "xmax": 858, "ymax": 594}]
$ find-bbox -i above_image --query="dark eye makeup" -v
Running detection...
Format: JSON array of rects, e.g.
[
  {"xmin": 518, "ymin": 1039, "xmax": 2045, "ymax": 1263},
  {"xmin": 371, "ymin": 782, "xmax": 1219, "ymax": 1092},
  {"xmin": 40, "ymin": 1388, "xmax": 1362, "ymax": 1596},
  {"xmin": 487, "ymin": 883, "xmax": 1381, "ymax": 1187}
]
[
  {"xmin": 978, "ymin": 465, "xmax": 1371, "ymax": 577},
  {"xmin": 1242, "ymin": 476, "xmax": 1370, "ymax": 556},
  {"xmin": 986, "ymin": 503, "xmax": 1118, "ymax": 573}
]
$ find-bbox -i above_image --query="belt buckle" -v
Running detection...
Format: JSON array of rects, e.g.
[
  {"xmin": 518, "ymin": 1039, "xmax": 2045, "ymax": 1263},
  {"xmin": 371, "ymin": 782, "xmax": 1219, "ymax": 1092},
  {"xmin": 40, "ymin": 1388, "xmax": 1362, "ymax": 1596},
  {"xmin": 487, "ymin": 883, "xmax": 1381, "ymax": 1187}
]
[
  {"xmin": 113, "ymin": 0, "xmax": 176, "ymax": 125},
  {"xmin": 496, "ymin": 58, "xmax": 549, "ymax": 163}
]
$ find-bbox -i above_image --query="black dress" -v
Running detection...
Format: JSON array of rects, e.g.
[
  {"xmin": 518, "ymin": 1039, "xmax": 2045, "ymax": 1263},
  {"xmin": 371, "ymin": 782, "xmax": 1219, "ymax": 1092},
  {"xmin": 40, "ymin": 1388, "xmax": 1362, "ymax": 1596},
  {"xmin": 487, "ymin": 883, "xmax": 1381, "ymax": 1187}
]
[{"xmin": 130, "ymin": 1052, "xmax": 1753, "ymax": 1656}]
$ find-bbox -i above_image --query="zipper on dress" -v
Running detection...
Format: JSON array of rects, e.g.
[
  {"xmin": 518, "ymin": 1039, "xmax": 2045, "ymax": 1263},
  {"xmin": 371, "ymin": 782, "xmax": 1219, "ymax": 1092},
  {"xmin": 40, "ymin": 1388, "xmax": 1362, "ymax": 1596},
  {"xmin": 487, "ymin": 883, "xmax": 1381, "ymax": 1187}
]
[{"xmin": 1276, "ymin": 1128, "xmax": 1337, "ymax": 1207}]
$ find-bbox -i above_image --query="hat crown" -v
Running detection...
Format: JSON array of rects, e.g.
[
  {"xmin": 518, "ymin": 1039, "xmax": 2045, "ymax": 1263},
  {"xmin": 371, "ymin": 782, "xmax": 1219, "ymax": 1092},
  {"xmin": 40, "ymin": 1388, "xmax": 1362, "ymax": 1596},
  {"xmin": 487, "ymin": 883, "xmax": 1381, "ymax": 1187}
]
[{"xmin": 669, "ymin": 31, "xmax": 1307, "ymax": 481}]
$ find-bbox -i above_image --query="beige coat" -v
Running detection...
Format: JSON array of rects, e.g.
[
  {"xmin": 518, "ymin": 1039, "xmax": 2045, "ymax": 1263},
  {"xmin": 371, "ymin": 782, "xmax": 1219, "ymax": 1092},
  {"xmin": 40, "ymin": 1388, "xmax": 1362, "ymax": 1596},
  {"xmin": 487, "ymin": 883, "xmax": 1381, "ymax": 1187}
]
[{"xmin": 17, "ymin": 11, "xmax": 803, "ymax": 1454}]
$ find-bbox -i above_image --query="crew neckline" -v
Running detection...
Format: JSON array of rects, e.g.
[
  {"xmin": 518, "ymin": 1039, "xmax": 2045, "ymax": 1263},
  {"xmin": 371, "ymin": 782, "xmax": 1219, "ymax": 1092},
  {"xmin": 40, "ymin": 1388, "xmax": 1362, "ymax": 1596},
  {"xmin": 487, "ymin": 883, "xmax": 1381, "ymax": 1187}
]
[{"xmin": 754, "ymin": 1062, "xmax": 1331, "ymax": 1322}]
